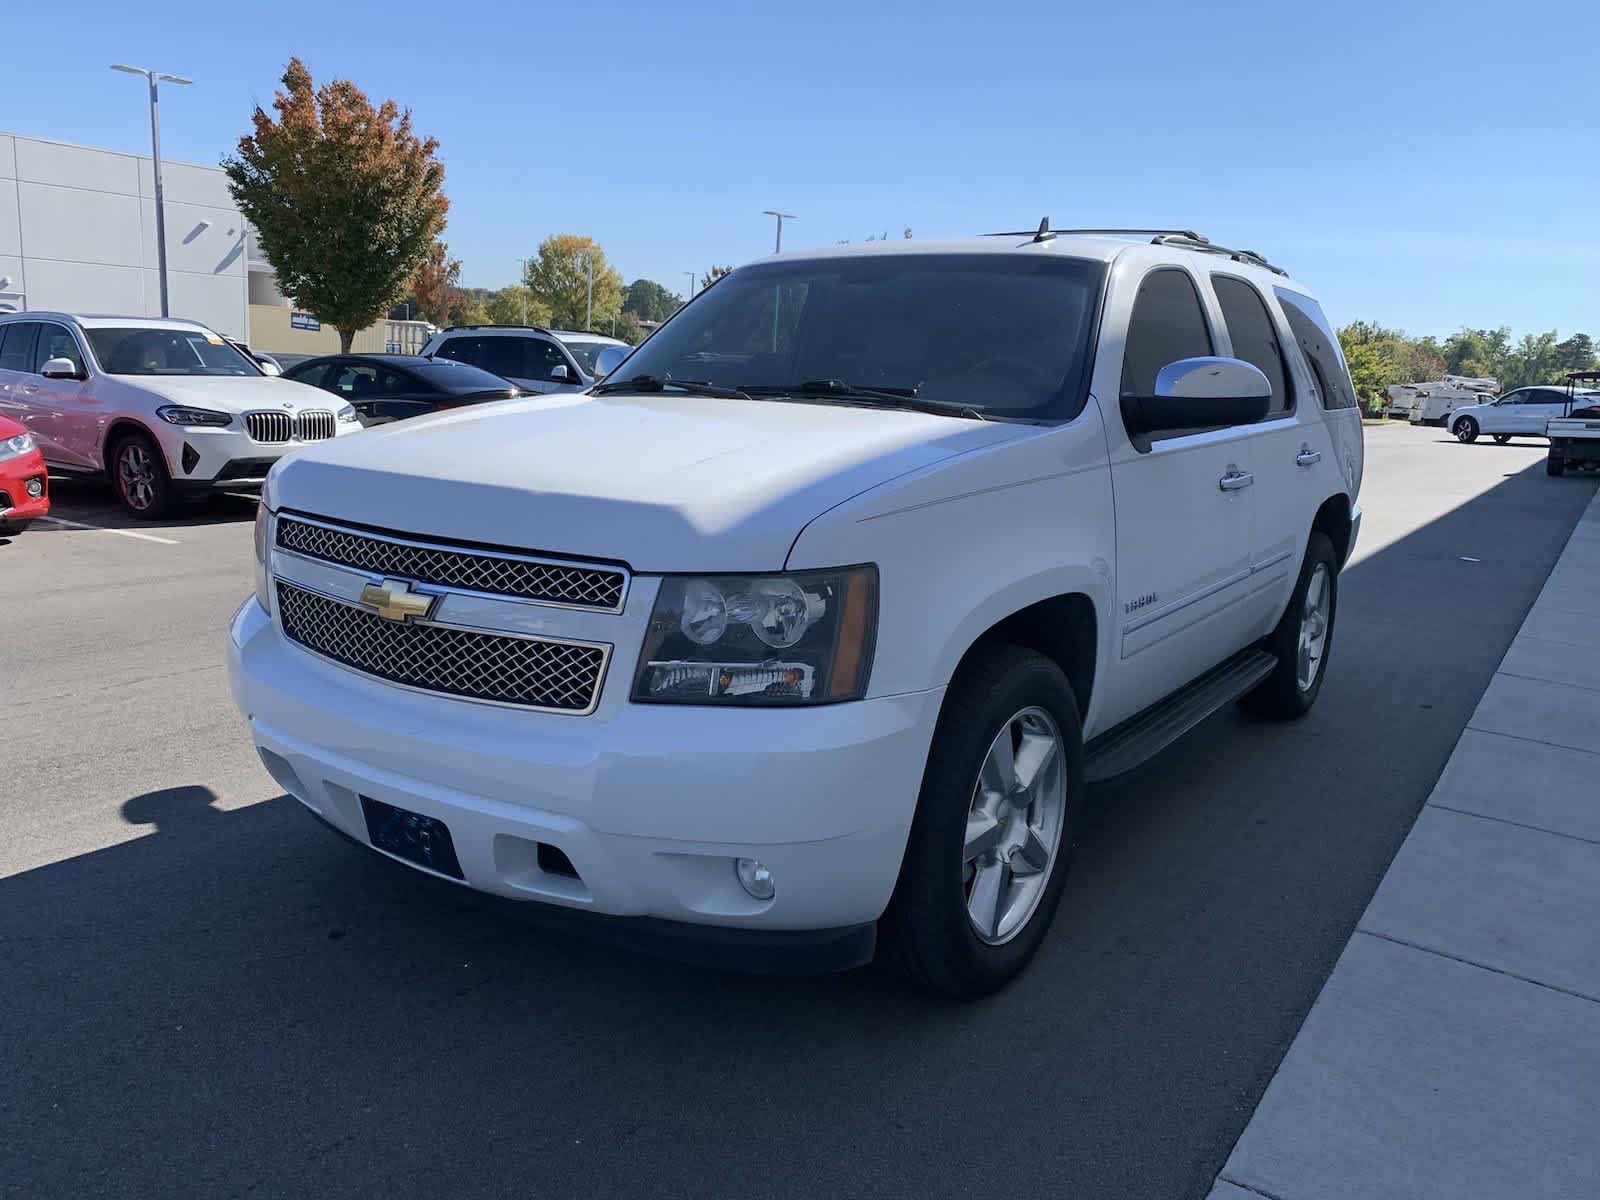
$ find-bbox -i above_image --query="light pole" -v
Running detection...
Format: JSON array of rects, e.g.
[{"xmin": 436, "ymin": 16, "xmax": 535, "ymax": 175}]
[
  {"xmin": 685, "ymin": 270, "xmax": 697, "ymax": 300},
  {"xmin": 112, "ymin": 64, "xmax": 192, "ymax": 318},
  {"xmin": 762, "ymin": 210, "xmax": 796, "ymax": 253},
  {"xmin": 517, "ymin": 257, "xmax": 530, "ymax": 325},
  {"xmin": 583, "ymin": 251, "xmax": 595, "ymax": 331}
]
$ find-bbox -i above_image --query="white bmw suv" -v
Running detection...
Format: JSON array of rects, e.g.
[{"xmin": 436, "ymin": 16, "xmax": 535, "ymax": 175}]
[
  {"xmin": 0, "ymin": 313, "xmax": 360, "ymax": 518},
  {"xmin": 230, "ymin": 228, "xmax": 1362, "ymax": 995}
]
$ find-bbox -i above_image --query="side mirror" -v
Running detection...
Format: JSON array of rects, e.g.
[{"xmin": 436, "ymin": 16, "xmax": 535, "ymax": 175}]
[
  {"xmin": 255, "ymin": 357, "xmax": 282, "ymax": 377},
  {"xmin": 1120, "ymin": 356, "xmax": 1271, "ymax": 436},
  {"xmin": 548, "ymin": 363, "xmax": 571, "ymax": 382},
  {"xmin": 593, "ymin": 346, "xmax": 628, "ymax": 380},
  {"xmin": 41, "ymin": 357, "xmax": 85, "ymax": 381}
]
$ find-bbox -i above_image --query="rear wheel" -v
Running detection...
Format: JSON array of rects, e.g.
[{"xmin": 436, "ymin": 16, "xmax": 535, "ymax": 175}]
[
  {"xmin": 1241, "ymin": 531, "xmax": 1338, "ymax": 720},
  {"xmin": 1492, "ymin": 434, "xmax": 1511, "ymax": 445},
  {"xmin": 1548, "ymin": 452, "xmax": 1567, "ymax": 477},
  {"xmin": 1453, "ymin": 417, "xmax": 1479, "ymax": 443},
  {"xmin": 885, "ymin": 645, "xmax": 1083, "ymax": 997},
  {"xmin": 111, "ymin": 430, "xmax": 178, "ymax": 520}
]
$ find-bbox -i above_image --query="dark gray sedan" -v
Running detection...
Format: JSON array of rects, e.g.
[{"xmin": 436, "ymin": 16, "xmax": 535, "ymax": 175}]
[{"xmin": 282, "ymin": 354, "xmax": 522, "ymax": 426}]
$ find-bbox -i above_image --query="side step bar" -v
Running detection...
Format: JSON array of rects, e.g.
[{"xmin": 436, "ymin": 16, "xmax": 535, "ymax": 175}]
[{"xmin": 1083, "ymin": 648, "xmax": 1277, "ymax": 784}]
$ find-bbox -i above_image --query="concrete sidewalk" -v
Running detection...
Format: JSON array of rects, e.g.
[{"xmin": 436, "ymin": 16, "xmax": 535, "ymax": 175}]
[{"xmin": 1211, "ymin": 486, "xmax": 1600, "ymax": 1200}]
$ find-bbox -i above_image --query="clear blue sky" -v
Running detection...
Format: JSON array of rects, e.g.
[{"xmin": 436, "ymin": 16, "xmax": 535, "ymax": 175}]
[{"xmin": 5, "ymin": 0, "xmax": 1597, "ymax": 339}]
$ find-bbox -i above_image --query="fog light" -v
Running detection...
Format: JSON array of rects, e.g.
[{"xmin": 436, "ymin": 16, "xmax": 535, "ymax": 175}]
[
  {"xmin": 735, "ymin": 857, "xmax": 775, "ymax": 901},
  {"xmin": 25, "ymin": 477, "xmax": 43, "ymax": 497}
]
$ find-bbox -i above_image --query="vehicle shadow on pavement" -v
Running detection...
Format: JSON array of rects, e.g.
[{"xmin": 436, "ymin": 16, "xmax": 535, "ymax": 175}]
[
  {"xmin": 4, "ymin": 462, "xmax": 1596, "ymax": 1200},
  {"xmin": 32, "ymin": 475, "xmax": 259, "ymax": 532}
]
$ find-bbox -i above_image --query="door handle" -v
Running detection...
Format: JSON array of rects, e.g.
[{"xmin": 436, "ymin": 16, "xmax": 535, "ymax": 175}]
[
  {"xmin": 1296, "ymin": 446, "xmax": 1322, "ymax": 467},
  {"xmin": 1219, "ymin": 469, "xmax": 1254, "ymax": 491}
]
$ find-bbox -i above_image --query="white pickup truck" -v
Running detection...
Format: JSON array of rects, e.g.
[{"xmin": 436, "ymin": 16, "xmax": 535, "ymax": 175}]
[
  {"xmin": 1547, "ymin": 372, "xmax": 1600, "ymax": 476},
  {"xmin": 228, "ymin": 228, "xmax": 1364, "ymax": 995}
]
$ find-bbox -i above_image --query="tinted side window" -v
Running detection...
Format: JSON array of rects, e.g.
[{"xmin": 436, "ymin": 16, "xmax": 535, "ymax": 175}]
[
  {"xmin": 1275, "ymin": 290, "xmax": 1358, "ymax": 409},
  {"xmin": 288, "ymin": 362, "xmax": 332, "ymax": 390},
  {"xmin": 1121, "ymin": 270, "xmax": 1213, "ymax": 397},
  {"xmin": 1212, "ymin": 276, "xmax": 1291, "ymax": 414},
  {"xmin": 522, "ymin": 338, "xmax": 570, "ymax": 379},
  {"xmin": 0, "ymin": 322, "xmax": 39, "ymax": 373},
  {"xmin": 33, "ymin": 323, "xmax": 86, "ymax": 374}
]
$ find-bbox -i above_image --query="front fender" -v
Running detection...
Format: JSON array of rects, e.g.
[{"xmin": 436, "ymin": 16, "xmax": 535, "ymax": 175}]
[{"xmin": 785, "ymin": 413, "xmax": 1117, "ymax": 730}]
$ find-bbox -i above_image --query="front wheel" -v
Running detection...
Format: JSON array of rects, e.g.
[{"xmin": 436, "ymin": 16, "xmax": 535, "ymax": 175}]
[
  {"xmin": 1492, "ymin": 434, "xmax": 1512, "ymax": 445},
  {"xmin": 1241, "ymin": 531, "xmax": 1338, "ymax": 720},
  {"xmin": 885, "ymin": 645, "xmax": 1083, "ymax": 997},
  {"xmin": 111, "ymin": 430, "xmax": 178, "ymax": 520},
  {"xmin": 1548, "ymin": 452, "xmax": 1567, "ymax": 477},
  {"xmin": 1454, "ymin": 417, "xmax": 1479, "ymax": 443}
]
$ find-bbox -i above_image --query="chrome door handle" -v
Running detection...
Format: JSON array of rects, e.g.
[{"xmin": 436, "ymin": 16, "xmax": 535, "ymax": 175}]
[
  {"xmin": 1219, "ymin": 470, "xmax": 1254, "ymax": 491},
  {"xmin": 1296, "ymin": 448, "xmax": 1322, "ymax": 467}
]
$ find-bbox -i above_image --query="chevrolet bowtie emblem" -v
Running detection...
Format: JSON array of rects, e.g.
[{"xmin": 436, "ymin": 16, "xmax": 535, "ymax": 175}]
[{"xmin": 359, "ymin": 578, "xmax": 436, "ymax": 623}]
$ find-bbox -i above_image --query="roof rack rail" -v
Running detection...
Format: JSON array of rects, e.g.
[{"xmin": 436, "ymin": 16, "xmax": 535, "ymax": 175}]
[
  {"xmin": 986, "ymin": 224, "xmax": 1208, "ymax": 242},
  {"xmin": 438, "ymin": 323, "xmax": 552, "ymax": 334},
  {"xmin": 1150, "ymin": 233, "xmax": 1288, "ymax": 276}
]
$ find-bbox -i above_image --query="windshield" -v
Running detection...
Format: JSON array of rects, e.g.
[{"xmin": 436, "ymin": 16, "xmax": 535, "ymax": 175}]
[
  {"xmin": 86, "ymin": 327, "xmax": 262, "ymax": 377},
  {"xmin": 610, "ymin": 253, "xmax": 1105, "ymax": 421},
  {"xmin": 559, "ymin": 339, "xmax": 621, "ymax": 374}
]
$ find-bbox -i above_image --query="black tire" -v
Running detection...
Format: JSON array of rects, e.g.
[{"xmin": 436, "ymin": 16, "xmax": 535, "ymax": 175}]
[
  {"xmin": 1453, "ymin": 417, "xmax": 1479, "ymax": 443},
  {"xmin": 110, "ymin": 430, "xmax": 178, "ymax": 520},
  {"xmin": 883, "ymin": 645, "xmax": 1084, "ymax": 997},
  {"xmin": 1241, "ymin": 531, "xmax": 1339, "ymax": 720},
  {"xmin": 0, "ymin": 518, "xmax": 33, "ymax": 538},
  {"xmin": 1492, "ymin": 434, "xmax": 1511, "ymax": 445},
  {"xmin": 1548, "ymin": 453, "xmax": 1566, "ymax": 477}
]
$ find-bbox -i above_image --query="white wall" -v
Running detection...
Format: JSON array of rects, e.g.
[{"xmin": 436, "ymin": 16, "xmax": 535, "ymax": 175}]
[{"xmin": 0, "ymin": 132, "xmax": 249, "ymax": 336}]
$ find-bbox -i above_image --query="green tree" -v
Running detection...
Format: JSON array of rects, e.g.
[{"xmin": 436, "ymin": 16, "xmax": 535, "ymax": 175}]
[
  {"xmin": 224, "ymin": 58, "xmax": 448, "ymax": 352},
  {"xmin": 611, "ymin": 311, "xmax": 647, "ymax": 345},
  {"xmin": 524, "ymin": 234, "xmax": 624, "ymax": 330},
  {"xmin": 484, "ymin": 286, "xmax": 551, "ymax": 328},
  {"xmin": 622, "ymin": 278, "xmax": 681, "ymax": 323}
]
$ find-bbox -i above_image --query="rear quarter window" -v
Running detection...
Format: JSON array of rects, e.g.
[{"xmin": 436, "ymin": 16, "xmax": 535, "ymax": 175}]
[{"xmin": 1275, "ymin": 289, "xmax": 1358, "ymax": 410}]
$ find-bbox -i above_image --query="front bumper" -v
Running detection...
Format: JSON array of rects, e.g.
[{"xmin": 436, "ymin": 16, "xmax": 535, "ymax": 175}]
[
  {"xmin": 228, "ymin": 598, "xmax": 943, "ymax": 947},
  {"xmin": 151, "ymin": 420, "xmax": 357, "ymax": 490},
  {"xmin": 0, "ymin": 448, "xmax": 50, "ymax": 524}
]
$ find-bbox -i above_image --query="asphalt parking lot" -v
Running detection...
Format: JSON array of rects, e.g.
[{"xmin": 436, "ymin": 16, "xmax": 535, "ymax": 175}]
[{"xmin": 3, "ymin": 423, "xmax": 1595, "ymax": 1200}]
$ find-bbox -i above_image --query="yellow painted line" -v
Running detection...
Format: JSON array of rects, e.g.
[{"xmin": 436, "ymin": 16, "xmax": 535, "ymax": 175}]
[{"xmin": 36, "ymin": 516, "xmax": 180, "ymax": 545}]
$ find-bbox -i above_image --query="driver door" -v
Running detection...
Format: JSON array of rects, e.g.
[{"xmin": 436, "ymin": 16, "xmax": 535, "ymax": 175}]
[{"xmin": 1102, "ymin": 267, "xmax": 1262, "ymax": 720}]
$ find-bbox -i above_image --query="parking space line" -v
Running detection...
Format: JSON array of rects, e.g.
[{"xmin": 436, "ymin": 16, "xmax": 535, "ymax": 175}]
[{"xmin": 36, "ymin": 516, "xmax": 180, "ymax": 545}]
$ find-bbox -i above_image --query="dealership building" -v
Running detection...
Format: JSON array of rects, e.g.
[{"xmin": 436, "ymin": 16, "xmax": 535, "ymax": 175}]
[{"xmin": 0, "ymin": 131, "xmax": 424, "ymax": 355}]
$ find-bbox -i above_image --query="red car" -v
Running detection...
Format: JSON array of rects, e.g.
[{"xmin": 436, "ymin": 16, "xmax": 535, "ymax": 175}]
[{"xmin": 0, "ymin": 414, "xmax": 49, "ymax": 536}]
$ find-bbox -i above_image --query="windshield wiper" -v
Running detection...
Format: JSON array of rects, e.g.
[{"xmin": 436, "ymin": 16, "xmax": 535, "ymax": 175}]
[
  {"xmin": 740, "ymin": 378, "xmax": 987, "ymax": 420},
  {"xmin": 592, "ymin": 373, "xmax": 750, "ymax": 400}
]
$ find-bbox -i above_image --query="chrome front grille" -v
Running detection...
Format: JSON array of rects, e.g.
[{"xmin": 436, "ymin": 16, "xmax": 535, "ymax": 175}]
[
  {"xmin": 276, "ymin": 581, "xmax": 607, "ymax": 712},
  {"xmin": 297, "ymin": 410, "xmax": 335, "ymax": 441},
  {"xmin": 276, "ymin": 516, "xmax": 627, "ymax": 611},
  {"xmin": 245, "ymin": 411, "xmax": 335, "ymax": 443},
  {"xmin": 246, "ymin": 411, "xmax": 292, "ymax": 443}
]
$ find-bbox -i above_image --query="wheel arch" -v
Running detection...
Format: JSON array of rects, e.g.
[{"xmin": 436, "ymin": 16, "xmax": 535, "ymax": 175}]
[
  {"xmin": 1312, "ymin": 493, "xmax": 1354, "ymax": 569},
  {"xmin": 101, "ymin": 417, "xmax": 161, "ymax": 473},
  {"xmin": 948, "ymin": 593, "xmax": 1099, "ymax": 723}
]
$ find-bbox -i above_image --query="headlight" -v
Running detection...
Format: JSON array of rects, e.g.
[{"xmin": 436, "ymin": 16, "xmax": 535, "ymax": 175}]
[
  {"xmin": 253, "ymin": 474, "xmax": 275, "ymax": 615},
  {"xmin": 335, "ymin": 403, "xmax": 359, "ymax": 424},
  {"xmin": 0, "ymin": 431, "xmax": 36, "ymax": 461},
  {"xmin": 633, "ymin": 566, "xmax": 877, "ymax": 705},
  {"xmin": 156, "ymin": 405, "xmax": 233, "ymax": 428}
]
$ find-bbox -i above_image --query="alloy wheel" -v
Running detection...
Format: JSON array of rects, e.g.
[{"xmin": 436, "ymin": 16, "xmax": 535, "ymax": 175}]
[
  {"xmin": 118, "ymin": 442, "xmax": 157, "ymax": 512},
  {"xmin": 1297, "ymin": 563, "xmax": 1331, "ymax": 691},
  {"xmin": 962, "ymin": 706, "xmax": 1067, "ymax": 945}
]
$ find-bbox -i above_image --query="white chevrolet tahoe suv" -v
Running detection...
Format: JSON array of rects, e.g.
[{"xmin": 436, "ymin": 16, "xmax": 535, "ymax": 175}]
[
  {"xmin": 0, "ymin": 313, "xmax": 359, "ymax": 518},
  {"xmin": 229, "ymin": 228, "xmax": 1364, "ymax": 995}
]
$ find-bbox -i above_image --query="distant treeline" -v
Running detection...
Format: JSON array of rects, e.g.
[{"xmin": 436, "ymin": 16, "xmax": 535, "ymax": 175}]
[{"xmin": 1337, "ymin": 324, "xmax": 1595, "ymax": 412}]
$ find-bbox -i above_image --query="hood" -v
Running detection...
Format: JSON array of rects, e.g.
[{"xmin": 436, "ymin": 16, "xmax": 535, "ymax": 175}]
[
  {"xmin": 270, "ymin": 392, "xmax": 1028, "ymax": 571},
  {"xmin": 116, "ymin": 374, "xmax": 335, "ymax": 416}
]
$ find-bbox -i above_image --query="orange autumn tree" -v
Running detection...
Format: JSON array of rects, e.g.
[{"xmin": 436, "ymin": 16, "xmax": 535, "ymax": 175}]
[
  {"xmin": 225, "ymin": 58, "xmax": 448, "ymax": 351},
  {"xmin": 410, "ymin": 239, "xmax": 460, "ymax": 328}
]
